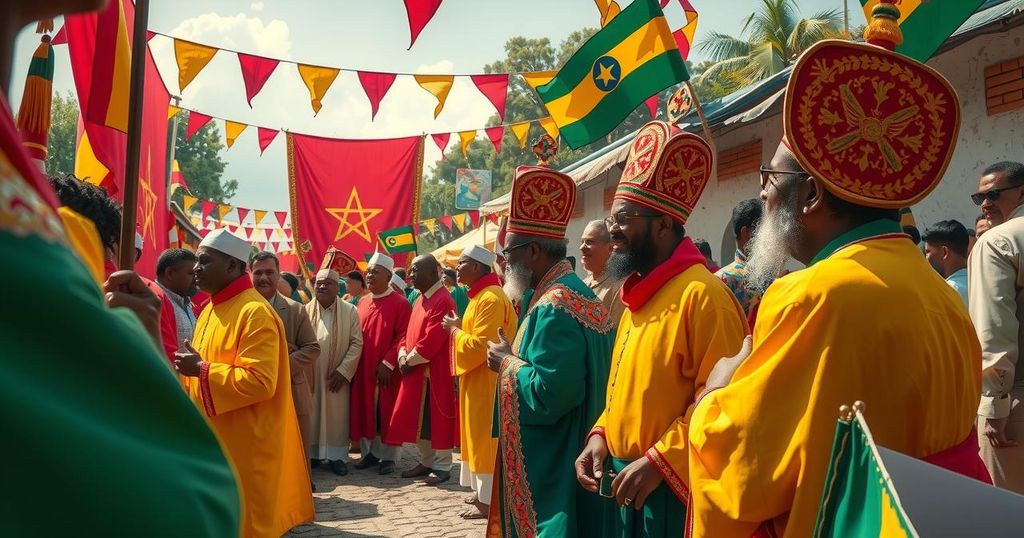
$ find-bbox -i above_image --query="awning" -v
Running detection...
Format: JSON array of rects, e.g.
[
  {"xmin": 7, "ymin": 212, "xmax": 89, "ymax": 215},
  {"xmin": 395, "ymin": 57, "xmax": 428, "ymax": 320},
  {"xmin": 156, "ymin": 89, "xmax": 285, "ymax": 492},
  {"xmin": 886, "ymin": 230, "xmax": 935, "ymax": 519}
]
[{"xmin": 431, "ymin": 220, "xmax": 499, "ymax": 268}]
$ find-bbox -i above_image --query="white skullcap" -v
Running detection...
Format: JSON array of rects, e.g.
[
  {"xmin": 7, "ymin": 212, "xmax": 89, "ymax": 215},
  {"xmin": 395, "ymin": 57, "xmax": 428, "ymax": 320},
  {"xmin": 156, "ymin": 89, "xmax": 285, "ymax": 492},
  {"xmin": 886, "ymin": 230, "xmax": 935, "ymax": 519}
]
[
  {"xmin": 199, "ymin": 229, "xmax": 252, "ymax": 263},
  {"xmin": 391, "ymin": 272, "xmax": 406, "ymax": 289},
  {"xmin": 135, "ymin": 232, "xmax": 144, "ymax": 251},
  {"xmin": 367, "ymin": 252, "xmax": 394, "ymax": 273},
  {"xmin": 316, "ymin": 269, "xmax": 340, "ymax": 282},
  {"xmin": 461, "ymin": 244, "xmax": 496, "ymax": 267}
]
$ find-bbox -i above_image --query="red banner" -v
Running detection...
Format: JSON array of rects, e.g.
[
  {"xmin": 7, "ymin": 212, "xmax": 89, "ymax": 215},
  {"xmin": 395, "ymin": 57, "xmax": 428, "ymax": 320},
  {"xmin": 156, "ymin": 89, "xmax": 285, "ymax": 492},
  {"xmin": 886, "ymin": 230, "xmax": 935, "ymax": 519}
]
[{"xmin": 288, "ymin": 133, "xmax": 423, "ymax": 277}]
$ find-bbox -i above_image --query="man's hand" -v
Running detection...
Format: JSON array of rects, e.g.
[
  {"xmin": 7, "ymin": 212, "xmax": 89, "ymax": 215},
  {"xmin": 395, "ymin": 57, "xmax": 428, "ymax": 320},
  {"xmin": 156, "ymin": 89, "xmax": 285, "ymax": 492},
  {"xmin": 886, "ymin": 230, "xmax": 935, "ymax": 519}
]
[
  {"xmin": 174, "ymin": 340, "xmax": 203, "ymax": 377},
  {"xmin": 104, "ymin": 270, "xmax": 162, "ymax": 346},
  {"xmin": 983, "ymin": 417, "xmax": 1018, "ymax": 448},
  {"xmin": 486, "ymin": 327, "xmax": 513, "ymax": 372},
  {"xmin": 702, "ymin": 335, "xmax": 753, "ymax": 397},
  {"xmin": 288, "ymin": 343, "xmax": 298, "ymax": 354},
  {"xmin": 442, "ymin": 311, "xmax": 461, "ymax": 333},
  {"xmin": 327, "ymin": 371, "xmax": 348, "ymax": 393},
  {"xmin": 376, "ymin": 363, "xmax": 396, "ymax": 387},
  {"xmin": 575, "ymin": 434, "xmax": 609, "ymax": 493},
  {"xmin": 610, "ymin": 457, "xmax": 663, "ymax": 509}
]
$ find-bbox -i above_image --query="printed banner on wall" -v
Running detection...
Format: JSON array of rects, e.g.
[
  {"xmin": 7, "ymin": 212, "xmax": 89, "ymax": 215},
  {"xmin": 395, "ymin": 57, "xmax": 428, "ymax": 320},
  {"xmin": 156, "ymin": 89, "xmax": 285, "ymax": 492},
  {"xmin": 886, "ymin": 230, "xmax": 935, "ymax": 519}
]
[{"xmin": 454, "ymin": 168, "xmax": 492, "ymax": 210}]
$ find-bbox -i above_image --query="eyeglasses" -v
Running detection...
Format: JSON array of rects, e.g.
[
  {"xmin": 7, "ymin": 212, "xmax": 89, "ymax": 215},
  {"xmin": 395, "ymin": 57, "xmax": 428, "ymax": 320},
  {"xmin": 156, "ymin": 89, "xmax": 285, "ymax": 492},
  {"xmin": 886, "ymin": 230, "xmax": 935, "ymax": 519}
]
[
  {"xmin": 971, "ymin": 185, "xmax": 1023, "ymax": 206},
  {"xmin": 604, "ymin": 211, "xmax": 661, "ymax": 228},
  {"xmin": 759, "ymin": 166, "xmax": 808, "ymax": 190},
  {"xmin": 501, "ymin": 241, "xmax": 533, "ymax": 258}
]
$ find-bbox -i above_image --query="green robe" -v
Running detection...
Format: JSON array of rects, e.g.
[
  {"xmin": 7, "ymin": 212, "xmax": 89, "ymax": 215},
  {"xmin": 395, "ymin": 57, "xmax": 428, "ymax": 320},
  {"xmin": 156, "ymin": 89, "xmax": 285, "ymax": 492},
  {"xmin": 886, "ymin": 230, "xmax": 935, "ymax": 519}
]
[
  {"xmin": 490, "ymin": 260, "xmax": 615, "ymax": 538},
  {"xmin": 404, "ymin": 286, "xmax": 420, "ymax": 306},
  {"xmin": 449, "ymin": 284, "xmax": 470, "ymax": 318},
  {"xmin": 0, "ymin": 152, "xmax": 240, "ymax": 533}
]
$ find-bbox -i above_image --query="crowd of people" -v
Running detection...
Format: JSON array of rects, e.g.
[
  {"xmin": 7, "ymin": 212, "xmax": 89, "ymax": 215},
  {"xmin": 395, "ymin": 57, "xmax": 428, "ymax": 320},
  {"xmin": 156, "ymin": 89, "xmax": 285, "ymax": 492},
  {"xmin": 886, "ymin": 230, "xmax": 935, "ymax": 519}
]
[{"xmin": 5, "ymin": 1, "xmax": 1024, "ymax": 537}]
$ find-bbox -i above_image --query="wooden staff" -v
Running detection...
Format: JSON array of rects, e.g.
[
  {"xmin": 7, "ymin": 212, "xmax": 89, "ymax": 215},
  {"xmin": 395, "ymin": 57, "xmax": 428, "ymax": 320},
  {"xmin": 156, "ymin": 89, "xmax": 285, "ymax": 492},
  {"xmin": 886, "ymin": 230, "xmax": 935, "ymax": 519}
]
[
  {"xmin": 118, "ymin": 0, "xmax": 151, "ymax": 270},
  {"xmin": 685, "ymin": 80, "xmax": 715, "ymax": 151}
]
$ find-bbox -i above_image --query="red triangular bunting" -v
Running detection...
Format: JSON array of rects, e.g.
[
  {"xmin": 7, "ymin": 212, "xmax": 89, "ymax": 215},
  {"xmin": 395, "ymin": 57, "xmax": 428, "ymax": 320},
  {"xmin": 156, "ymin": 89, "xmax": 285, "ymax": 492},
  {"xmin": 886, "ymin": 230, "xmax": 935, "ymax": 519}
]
[
  {"xmin": 274, "ymin": 211, "xmax": 288, "ymax": 228},
  {"xmin": 200, "ymin": 201, "xmax": 216, "ymax": 221},
  {"xmin": 645, "ymin": 94, "xmax": 659, "ymax": 119},
  {"xmin": 265, "ymin": 229, "xmax": 274, "ymax": 241},
  {"xmin": 439, "ymin": 215, "xmax": 453, "ymax": 231},
  {"xmin": 469, "ymin": 210, "xmax": 481, "ymax": 227},
  {"xmin": 432, "ymin": 133, "xmax": 450, "ymax": 157},
  {"xmin": 357, "ymin": 71, "xmax": 398, "ymax": 120},
  {"xmin": 146, "ymin": 30, "xmax": 156, "ymax": 42},
  {"xmin": 199, "ymin": 229, "xmax": 211, "ymax": 238},
  {"xmin": 51, "ymin": 25, "xmax": 67, "ymax": 45},
  {"xmin": 271, "ymin": 241, "xmax": 280, "ymax": 252},
  {"xmin": 257, "ymin": 127, "xmax": 279, "ymax": 155},
  {"xmin": 487, "ymin": 213, "xmax": 500, "ymax": 225},
  {"xmin": 244, "ymin": 226, "xmax": 254, "ymax": 240},
  {"xmin": 227, "ymin": 225, "xmax": 238, "ymax": 233},
  {"xmin": 284, "ymin": 228, "xmax": 293, "ymax": 239},
  {"xmin": 403, "ymin": 0, "xmax": 444, "ymax": 49},
  {"xmin": 485, "ymin": 125, "xmax": 504, "ymax": 153},
  {"xmin": 470, "ymin": 74, "xmax": 509, "ymax": 120},
  {"xmin": 237, "ymin": 52, "xmax": 279, "ymax": 107},
  {"xmin": 186, "ymin": 112, "xmax": 213, "ymax": 141},
  {"xmin": 236, "ymin": 207, "xmax": 250, "ymax": 224}
]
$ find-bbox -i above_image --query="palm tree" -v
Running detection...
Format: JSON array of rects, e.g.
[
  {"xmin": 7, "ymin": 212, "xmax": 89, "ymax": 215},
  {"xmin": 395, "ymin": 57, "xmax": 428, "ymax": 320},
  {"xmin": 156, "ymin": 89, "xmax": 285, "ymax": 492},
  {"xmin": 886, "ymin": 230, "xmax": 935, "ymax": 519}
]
[{"xmin": 696, "ymin": 0, "xmax": 843, "ymax": 92}]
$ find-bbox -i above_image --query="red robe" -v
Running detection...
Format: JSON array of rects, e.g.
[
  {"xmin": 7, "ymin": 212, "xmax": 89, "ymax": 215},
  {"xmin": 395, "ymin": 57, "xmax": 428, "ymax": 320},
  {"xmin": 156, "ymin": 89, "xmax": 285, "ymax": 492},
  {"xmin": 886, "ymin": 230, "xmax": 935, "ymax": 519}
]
[
  {"xmin": 351, "ymin": 290, "xmax": 411, "ymax": 442},
  {"xmin": 384, "ymin": 284, "xmax": 459, "ymax": 449}
]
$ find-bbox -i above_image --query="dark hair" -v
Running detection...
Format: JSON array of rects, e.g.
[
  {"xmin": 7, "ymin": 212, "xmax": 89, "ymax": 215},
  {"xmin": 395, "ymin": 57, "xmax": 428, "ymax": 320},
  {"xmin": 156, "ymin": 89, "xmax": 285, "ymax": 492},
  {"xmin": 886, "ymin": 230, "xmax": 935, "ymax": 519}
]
[
  {"xmin": 443, "ymin": 268, "xmax": 457, "ymax": 280},
  {"xmin": 694, "ymin": 238, "xmax": 713, "ymax": 258},
  {"xmin": 156, "ymin": 248, "xmax": 197, "ymax": 276},
  {"xmin": 536, "ymin": 238, "xmax": 568, "ymax": 260},
  {"xmin": 280, "ymin": 272, "xmax": 299, "ymax": 294},
  {"xmin": 731, "ymin": 198, "xmax": 763, "ymax": 239},
  {"xmin": 249, "ymin": 251, "xmax": 279, "ymax": 269},
  {"xmin": 394, "ymin": 268, "xmax": 407, "ymax": 279},
  {"xmin": 922, "ymin": 219, "xmax": 969, "ymax": 258},
  {"xmin": 346, "ymin": 270, "xmax": 365, "ymax": 286},
  {"xmin": 983, "ymin": 161, "xmax": 1024, "ymax": 186},
  {"xmin": 49, "ymin": 174, "xmax": 122, "ymax": 249}
]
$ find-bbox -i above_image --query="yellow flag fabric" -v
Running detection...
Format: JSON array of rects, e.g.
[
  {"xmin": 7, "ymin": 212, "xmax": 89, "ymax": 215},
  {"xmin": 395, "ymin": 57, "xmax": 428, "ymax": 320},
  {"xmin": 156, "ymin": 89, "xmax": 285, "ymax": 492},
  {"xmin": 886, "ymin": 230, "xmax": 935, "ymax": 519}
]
[
  {"xmin": 183, "ymin": 194, "xmax": 198, "ymax": 212},
  {"xmin": 74, "ymin": 131, "xmax": 110, "ymax": 187},
  {"xmin": 174, "ymin": 39, "xmax": 219, "ymax": 92},
  {"xmin": 423, "ymin": 218, "xmax": 437, "ymax": 234},
  {"xmin": 297, "ymin": 64, "xmax": 340, "ymax": 114},
  {"xmin": 510, "ymin": 121, "xmax": 532, "ymax": 149},
  {"xmin": 522, "ymin": 71, "xmax": 558, "ymax": 93},
  {"xmin": 217, "ymin": 204, "xmax": 232, "ymax": 221},
  {"xmin": 458, "ymin": 130, "xmax": 476, "ymax": 159},
  {"xmin": 453, "ymin": 213, "xmax": 467, "ymax": 233},
  {"xmin": 224, "ymin": 121, "xmax": 248, "ymax": 149},
  {"xmin": 168, "ymin": 105, "xmax": 181, "ymax": 120},
  {"xmin": 254, "ymin": 210, "xmax": 269, "ymax": 225},
  {"xmin": 538, "ymin": 117, "xmax": 560, "ymax": 140},
  {"xmin": 595, "ymin": 0, "xmax": 621, "ymax": 26},
  {"xmin": 414, "ymin": 75, "xmax": 455, "ymax": 118}
]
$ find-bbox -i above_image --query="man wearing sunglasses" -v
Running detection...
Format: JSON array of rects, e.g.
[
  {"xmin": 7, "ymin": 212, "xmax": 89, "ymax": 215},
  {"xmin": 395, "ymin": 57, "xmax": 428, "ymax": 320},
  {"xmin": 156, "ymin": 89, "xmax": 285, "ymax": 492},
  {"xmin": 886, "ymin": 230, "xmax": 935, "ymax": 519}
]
[
  {"xmin": 968, "ymin": 160, "xmax": 1024, "ymax": 494},
  {"xmin": 685, "ymin": 12, "xmax": 989, "ymax": 537},
  {"xmin": 575, "ymin": 121, "xmax": 747, "ymax": 537}
]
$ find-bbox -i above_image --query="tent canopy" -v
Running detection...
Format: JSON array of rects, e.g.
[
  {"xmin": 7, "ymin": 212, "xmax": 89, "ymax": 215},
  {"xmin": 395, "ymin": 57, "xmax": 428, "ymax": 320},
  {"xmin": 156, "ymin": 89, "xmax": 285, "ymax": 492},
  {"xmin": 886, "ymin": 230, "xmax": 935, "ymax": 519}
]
[{"xmin": 431, "ymin": 220, "xmax": 498, "ymax": 268}]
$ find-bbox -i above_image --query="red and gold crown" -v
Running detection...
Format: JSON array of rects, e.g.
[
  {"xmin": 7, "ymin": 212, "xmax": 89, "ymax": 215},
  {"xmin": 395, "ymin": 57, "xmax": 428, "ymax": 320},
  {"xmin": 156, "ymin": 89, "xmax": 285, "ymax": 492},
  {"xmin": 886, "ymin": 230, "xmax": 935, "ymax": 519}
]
[
  {"xmin": 320, "ymin": 246, "xmax": 358, "ymax": 274},
  {"xmin": 507, "ymin": 166, "xmax": 576, "ymax": 239},
  {"xmin": 615, "ymin": 121, "xmax": 713, "ymax": 224},
  {"xmin": 782, "ymin": 0, "xmax": 960, "ymax": 209}
]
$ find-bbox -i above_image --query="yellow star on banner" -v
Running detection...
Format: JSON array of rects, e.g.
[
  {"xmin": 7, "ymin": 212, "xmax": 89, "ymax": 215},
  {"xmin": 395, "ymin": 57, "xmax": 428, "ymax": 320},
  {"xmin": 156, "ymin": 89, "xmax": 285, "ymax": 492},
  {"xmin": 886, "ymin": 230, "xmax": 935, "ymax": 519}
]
[
  {"xmin": 326, "ymin": 187, "xmax": 382, "ymax": 242},
  {"xmin": 139, "ymin": 148, "xmax": 158, "ymax": 248},
  {"xmin": 596, "ymin": 62, "xmax": 617, "ymax": 86}
]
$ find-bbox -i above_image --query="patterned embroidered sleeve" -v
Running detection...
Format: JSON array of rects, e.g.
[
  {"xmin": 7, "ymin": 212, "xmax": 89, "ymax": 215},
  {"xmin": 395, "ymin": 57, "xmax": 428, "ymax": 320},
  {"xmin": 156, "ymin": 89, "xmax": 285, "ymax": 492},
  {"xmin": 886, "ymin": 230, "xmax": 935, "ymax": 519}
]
[
  {"xmin": 507, "ymin": 303, "xmax": 588, "ymax": 426},
  {"xmin": 201, "ymin": 305, "xmax": 282, "ymax": 416}
]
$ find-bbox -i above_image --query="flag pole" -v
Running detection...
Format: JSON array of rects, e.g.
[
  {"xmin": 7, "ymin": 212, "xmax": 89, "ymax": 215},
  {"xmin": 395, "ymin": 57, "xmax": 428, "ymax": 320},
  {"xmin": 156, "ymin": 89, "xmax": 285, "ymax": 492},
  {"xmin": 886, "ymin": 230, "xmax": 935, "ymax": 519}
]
[
  {"xmin": 118, "ymin": 0, "xmax": 151, "ymax": 270},
  {"xmin": 685, "ymin": 81, "xmax": 715, "ymax": 150}
]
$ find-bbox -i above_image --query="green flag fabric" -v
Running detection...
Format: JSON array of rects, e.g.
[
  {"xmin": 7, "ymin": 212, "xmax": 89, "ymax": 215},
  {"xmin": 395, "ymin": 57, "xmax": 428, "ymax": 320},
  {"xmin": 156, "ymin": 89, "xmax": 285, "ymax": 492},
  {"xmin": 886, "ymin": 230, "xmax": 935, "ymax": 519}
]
[
  {"xmin": 860, "ymin": 0, "xmax": 985, "ymax": 62},
  {"xmin": 379, "ymin": 224, "xmax": 417, "ymax": 253}
]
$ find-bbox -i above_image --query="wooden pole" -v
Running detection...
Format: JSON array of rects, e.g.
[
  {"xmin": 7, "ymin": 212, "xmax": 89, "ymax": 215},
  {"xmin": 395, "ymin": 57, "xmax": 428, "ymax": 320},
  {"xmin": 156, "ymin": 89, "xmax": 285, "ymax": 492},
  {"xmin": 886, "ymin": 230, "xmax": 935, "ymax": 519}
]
[
  {"xmin": 117, "ymin": 0, "xmax": 151, "ymax": 270},
  {"xmin": 685, "ymin": 81, "xmax": 715, "ymax": 150}
]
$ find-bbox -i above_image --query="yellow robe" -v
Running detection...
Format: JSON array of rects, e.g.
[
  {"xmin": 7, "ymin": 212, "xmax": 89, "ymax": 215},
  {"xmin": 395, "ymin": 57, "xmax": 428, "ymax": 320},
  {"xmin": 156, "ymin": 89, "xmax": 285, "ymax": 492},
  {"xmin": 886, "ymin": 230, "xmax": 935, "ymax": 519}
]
[
  {"xmin": 592, "ymin": 263, "xmax": 747, "ymax": 500},
  {"xmin": 186, "ymin": 277, "xmax": 314, "ymax": 538},
  {"xmin": 687, "ymin": 229, "xmax": 982, "ymax": 537},
  {"xmin": 452, "ymin": 282, "xmax": 517, "ymax": 473}
]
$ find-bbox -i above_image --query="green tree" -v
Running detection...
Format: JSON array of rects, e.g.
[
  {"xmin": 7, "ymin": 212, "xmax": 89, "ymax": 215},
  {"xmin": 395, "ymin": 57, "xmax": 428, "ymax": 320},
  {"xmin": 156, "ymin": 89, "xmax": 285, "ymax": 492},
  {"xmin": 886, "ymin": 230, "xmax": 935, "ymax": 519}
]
[
  {"xmin": 421, "ymin": 28, "xmax": 691, "ymax": 220},
  {"xmin": 171, "ymin": 111, "xmax": 237, "ymax": 204},
  {"xmin": 696, "ymin": 0, "xmax": 843, "ymax": 93},
  {"xmin": 45, "ymin": 91, "xmax": 79, "ymax": 176}
]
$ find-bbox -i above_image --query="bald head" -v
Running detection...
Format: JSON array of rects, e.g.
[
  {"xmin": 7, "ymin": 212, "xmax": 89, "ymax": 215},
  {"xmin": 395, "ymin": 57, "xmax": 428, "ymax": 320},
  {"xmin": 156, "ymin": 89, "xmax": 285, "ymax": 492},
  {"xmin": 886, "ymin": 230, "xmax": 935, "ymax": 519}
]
[{"xmin": 410, "ymin": 254, "xmax": 441, "ymax": 293}]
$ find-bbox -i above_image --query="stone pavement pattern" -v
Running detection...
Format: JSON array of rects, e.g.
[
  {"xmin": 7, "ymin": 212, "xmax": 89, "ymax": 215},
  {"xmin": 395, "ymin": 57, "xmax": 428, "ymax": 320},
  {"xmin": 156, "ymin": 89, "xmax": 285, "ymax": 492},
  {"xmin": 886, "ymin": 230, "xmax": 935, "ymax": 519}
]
[{"xmin": 288, "ymin": 446, "xmax": 486, "ymax": 537}]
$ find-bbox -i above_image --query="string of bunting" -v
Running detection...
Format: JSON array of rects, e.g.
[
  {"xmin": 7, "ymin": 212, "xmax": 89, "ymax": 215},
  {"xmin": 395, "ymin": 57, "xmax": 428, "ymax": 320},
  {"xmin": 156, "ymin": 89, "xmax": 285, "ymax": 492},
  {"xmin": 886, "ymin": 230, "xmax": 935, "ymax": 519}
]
[
  {"xmin": 181, "ymin": 193, "xmax": 291, "ymax": 237},
  {"xmin": 169, "ymin": 103, "xmax": 562, "ymax": 158},
  {"xmin": 150, "ymin": 31, "xmax": 562, "ymax": 119},
  {"xmin": 377, "ymin": 209, "xmax": 503, "ymax": 254}
]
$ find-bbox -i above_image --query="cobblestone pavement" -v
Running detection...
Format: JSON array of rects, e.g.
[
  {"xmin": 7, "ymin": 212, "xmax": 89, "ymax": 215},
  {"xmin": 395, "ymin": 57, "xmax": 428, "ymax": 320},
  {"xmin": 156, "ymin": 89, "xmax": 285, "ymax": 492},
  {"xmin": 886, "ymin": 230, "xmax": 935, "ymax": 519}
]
[{"xmin": 287, "ymin": 446, "xmax": 486, "ymax": 537}]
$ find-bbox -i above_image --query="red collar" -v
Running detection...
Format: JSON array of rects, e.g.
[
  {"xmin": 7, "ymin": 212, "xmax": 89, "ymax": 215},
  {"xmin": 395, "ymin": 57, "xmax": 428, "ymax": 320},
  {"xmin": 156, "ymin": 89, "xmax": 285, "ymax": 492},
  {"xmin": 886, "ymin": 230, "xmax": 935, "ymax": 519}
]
[
  {"xmin": 210, "ymin": 274, "xmax": 253, "ymax": 305},
  {"xmin": 468, "ymin": 273, "xmax": 502, "ymax": 298},
  {"xmin": 620, "ymin": 238, "xmax": 707, "ymax": 311}
]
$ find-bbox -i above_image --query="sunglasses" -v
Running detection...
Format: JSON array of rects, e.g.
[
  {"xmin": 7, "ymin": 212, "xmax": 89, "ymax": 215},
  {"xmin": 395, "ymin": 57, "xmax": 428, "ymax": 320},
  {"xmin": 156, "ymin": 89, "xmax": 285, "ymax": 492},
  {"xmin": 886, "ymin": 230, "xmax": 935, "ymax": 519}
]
[
  {"xmin": 759, "ymin": 166, "xmax": 808, "ymax": 190},
  {"xmin": 971, "ymin": 185, "xmax": 1023, "ymax": 206}
]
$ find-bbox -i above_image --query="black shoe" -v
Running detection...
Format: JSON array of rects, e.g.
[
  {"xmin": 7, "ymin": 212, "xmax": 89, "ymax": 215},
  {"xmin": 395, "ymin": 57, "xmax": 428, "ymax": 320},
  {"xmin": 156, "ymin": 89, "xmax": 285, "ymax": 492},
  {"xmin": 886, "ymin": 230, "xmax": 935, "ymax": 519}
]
[
  {"xmin": 424, "ymin": 470, "xmax": 451, "ymax": 485},
  {"xmin": 353, "ymin": 454, "xmax": 379, "ymax": 470},
  {"xmin": 310, "ymin": 458, "xmax": 321, "ymax": 469},
  {"xmin": 378, "ymin": 460, "xmax": 396, "ymax": 475},
  {"xmin": 401, "ymin": 464, "xmax": 431, "ymax": 478},
  {"xmin": 329, "ymin": 459, "xmax": 349, "ymax": 476}
]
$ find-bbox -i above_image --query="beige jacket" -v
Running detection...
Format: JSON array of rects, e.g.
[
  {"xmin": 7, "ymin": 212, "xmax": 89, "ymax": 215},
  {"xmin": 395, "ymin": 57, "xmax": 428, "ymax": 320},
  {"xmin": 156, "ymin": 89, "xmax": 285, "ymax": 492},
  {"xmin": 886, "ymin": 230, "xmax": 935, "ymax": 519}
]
[
  {"xmin": 270, "ymin": 293, "xmax": 320, "ymax": 417},
  {"xmin": 969, "ymin": 205, "xmax": 1024, "ymax": 419},
  {"xmin": 584, "ymin": 272, "xmax": 626, "ymax": 326},
  {"xmin": 305, "ymin": 297, "xmax": 362, "ymax": 381}
]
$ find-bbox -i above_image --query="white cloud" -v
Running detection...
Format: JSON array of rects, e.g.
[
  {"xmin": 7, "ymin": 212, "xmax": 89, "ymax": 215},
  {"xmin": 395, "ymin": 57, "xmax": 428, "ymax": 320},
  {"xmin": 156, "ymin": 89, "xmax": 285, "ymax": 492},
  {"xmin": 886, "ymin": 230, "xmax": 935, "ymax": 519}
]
[{"xmin": 250, "ymin": 1, "xmax": 265, "ymax": 12}]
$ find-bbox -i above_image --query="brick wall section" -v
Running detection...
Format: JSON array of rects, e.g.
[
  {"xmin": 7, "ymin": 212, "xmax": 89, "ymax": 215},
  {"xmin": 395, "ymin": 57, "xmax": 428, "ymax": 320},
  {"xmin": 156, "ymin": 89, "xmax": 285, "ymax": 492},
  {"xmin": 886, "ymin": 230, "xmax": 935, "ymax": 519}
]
[
  {"xmin": 604, "ymin": 185, "xmax": 616, "ymax": 210},
  {"xmin": 572, "ymin": 189, "xmax": 585, "ymax": 219},
  {"xmin": 718, "ymin": 139, "xmax": 762, "ymax": 181},
  {"xmin": 985, "ymin": 56, "xmax": 1024, "ymax": 116}
]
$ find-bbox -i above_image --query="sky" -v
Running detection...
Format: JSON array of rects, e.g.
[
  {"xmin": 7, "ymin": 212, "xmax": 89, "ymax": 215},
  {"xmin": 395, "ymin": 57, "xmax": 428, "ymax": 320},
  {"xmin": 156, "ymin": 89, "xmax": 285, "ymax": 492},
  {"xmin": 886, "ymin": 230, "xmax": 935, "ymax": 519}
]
[{"xmin": 8, "ymin": 0, "xmax": 864, "ymax": 212}]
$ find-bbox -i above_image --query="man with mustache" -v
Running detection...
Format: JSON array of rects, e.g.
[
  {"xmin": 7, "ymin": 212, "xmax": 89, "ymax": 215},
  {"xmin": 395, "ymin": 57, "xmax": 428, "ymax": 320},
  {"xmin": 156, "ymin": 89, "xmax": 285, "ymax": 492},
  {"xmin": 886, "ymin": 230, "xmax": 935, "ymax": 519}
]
[
  {"xmin": 686, "ymin": 6, "xmax": 989, "ymax": 536},
  {"xmin": 574, "ymin": 121, "xmax": 747, "ymax": 537},
  {"xmin": 485, "ymin": 166, "xmax": 614, "ymax": 537}
]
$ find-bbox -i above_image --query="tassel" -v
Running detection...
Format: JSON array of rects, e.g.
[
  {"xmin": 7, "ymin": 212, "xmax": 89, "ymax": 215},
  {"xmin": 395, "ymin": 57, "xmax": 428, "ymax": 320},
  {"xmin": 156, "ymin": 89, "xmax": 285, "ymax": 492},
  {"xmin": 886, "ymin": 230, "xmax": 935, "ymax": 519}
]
[
  {"xmin": 35, "ymin": 19, "xmax": 54, "ymax": 34},
  {"xmin": 16, "ymin": 35, "xmax": 55, "ymax": 167},
  {"xmin": 863, "ymin": 0, "xmax": 903, "ymax": 51}
]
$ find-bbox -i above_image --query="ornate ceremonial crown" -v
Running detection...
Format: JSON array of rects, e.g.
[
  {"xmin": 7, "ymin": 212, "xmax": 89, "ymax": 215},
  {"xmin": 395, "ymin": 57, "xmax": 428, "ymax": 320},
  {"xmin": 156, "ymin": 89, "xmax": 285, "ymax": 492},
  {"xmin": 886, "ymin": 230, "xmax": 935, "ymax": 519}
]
[
  {"xmin": 507, "ymin": 166, "xmax": 576, "ymax": 239},
  {"xmin": 615, "ymin": 120, "xmax": 714, "ymax": 224},
  {"xmin": 782, "ymin": 0, "xmax": 960, "ymax": 209},
  {"xmin": 320, "ymin": 246, "xmax": 358, "ymax": 274}
]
